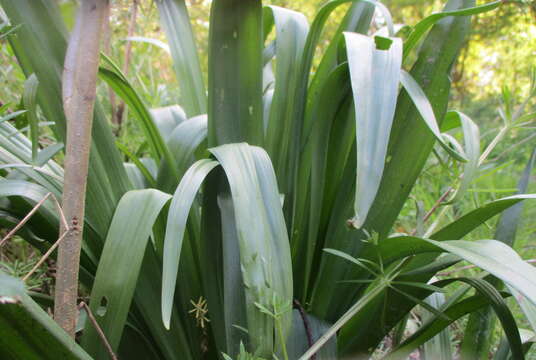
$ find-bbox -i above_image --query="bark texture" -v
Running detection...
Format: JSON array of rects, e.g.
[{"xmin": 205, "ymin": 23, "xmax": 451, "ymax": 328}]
[{"xmin": 54, "ymin": 0, "xmax": 108, "ymax": 337}]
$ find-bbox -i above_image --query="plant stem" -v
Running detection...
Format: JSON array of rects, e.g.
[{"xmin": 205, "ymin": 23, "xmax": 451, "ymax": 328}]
[
  {"xmin": 54, "ymin": 0, "xmax": 108, "ymax": 337},
  {"xmin": 275, "ymin": 318, "xmax": 289, "ymax": 360}
]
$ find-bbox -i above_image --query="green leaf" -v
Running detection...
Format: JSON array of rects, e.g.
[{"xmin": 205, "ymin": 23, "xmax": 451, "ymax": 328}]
[
  {"xmin": 150, "ymin": 105, "xmax": 187, "ymax": 143},
  {"xmin": 0, "ymin": 272, "xmax": 93, "ymax": 360},
  {"xmin": 116, "ymin": 142, "xmax": 157, "ymax": 188},
  {"xmin": 82, "ymin": 189, "xmax": 171, "ymax": 358},
  {"xmin": 422, "ymin": 293, "xmax": 452, "ymax": 360},
  {"xmin": 209, "ymin": 143, "xmax": 293, "ymax": 356},
  {"xmin": 447, "ymin": 111, "xmax": 480, "ymax": 203},
  {"xmin": 36, "ymin": 143, "xmax": 64, "ymax": 167},
  {"xmin": 22, "ymin": 73, "xmax": 39, "ymax": 163},
  {"xmin": 263, "ymin": 5, "xmax": 309, "ymax": 208},
  {"xmin": 388, "ymin": 277, "xmax": 522, "ymax": 360},
  {"xmin": 208, "ymin": 0, "xmax": 264, "ymax": 147},
  {"xmin": 286, "ymin": 309, "xmax": 337, "ymax": 359},
  {"xmin": 1, "ymin": 0, "xmax": 132, "ymax": 241},
  {"xmin": 431, "ymin": 194, "xmax": 536, "ymax": 241},
  {"xmin": 400, "ymin": 70, "xmax": 467, "ymax": 162},
  {"xmin": 460, "ymin": 148, "xmax": 535, "ymax": 359},
  {"xmin": 156, "ymin": 114, "xmax": 208, "ymax": 192},
  {"xmin": 161, "ymin": 159, "xmax": 218, "ymax": 329},
  {"xmin": 99, "ymin": 56, "xmax": 176, "ymax": 178},
  {"xmin": 156, "ymin": 0, "xmax": 206, "ymax": 116},
  {"xmin": 344, "ymin": 33, "xmax": 402, "ymax": 228},
  {"xmin": 403, "ymin": 0, "xmax": 501, "ymax": 61}
]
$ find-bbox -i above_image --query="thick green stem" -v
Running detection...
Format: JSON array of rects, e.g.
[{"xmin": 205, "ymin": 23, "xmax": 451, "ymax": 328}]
[{"xmin": 54, "ymin": 0, "xmax": 108, "ymax": 337}]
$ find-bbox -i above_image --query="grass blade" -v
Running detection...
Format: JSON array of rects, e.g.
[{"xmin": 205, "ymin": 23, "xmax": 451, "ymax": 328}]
[{"xmin": 156, "ymin": 0, "xmax": 206, "ymax": 116}]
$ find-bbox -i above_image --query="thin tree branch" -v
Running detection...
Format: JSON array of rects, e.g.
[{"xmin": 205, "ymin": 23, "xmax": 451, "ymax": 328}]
[
  {"xmin": 78, "ymin": 302, "xmax": 118, "ymax": 360},
  {"xmin": 22, "ymin": 229, "xmax": 69, "ymax": 282},
  {"xmin": 54, "ymin": 0, "xmax": 108, "ymax": 337},
  {"xmin": 0, "ymin": 193, "xmax": 51, "ymax": 247}
]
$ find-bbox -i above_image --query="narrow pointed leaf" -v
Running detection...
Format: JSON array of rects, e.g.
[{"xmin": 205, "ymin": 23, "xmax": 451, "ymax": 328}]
[
  {"xmin": 400, "ymin": 70, "xmax": 467, "ymax": 162},
  {"xmin": 161, "ymin": 159, "xmax": 218, "ymax": 329},
  {"xmin": 156, "ymin": 0, "xmax": 206, "ymax": 116}
]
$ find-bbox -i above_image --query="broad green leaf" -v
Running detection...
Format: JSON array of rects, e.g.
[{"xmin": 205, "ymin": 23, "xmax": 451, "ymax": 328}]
[
  {"xmin": 208, "ymin": 0, "xmax": 264, "ymax": 147},
  {"xmin": 150, "ymin": 105, "xmax": 187, "ymax": 143},
  {"xmin": 156, "ymin": 0, "xmax": 206, "ymax": 116},
  {"xmin": 263, "ymin": 5, "xmax": 309, "ymax": 211},
  {"xmin": 209, "ymin": 143, "xmax": 293, "ymax": 356},
  {"xmin": 82, "ymin": 190, "xmax": 171, "ymax": 358},
  {"xmin": 161, "ymin": 159, "xmax": 218, "ymax": 329},
  {"xmin": 344, "ymin": 33, "xmax": 402, "ymax": 228},
  {"xmin": 361, "ymin": 0, "xmax": 475, "ymax": 242},
  {"xmin": 0, "ymin": 272, "xmax": 92, "ymax": 360}
]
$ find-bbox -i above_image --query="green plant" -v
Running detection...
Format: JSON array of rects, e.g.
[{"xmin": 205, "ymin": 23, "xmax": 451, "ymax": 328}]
[{"xmin": 1, "ymin": 0, "xmax": 536, "ymax": 359}]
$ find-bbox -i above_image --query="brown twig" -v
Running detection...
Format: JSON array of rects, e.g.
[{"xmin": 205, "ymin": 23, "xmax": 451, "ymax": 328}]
[
  {"xmin": 437, "ymin": 259, "xmax": 536, "ymax": 277},
  {"xmin": 410, "ymin": 187, "xmax": 453, "ymax": 236},
  {"xmin": 294, "ymin": 299, "xmax": 316, "ymax": 360},
  {"xmin": 22, "ymin": 229, "xmax": 69, "ymax": 282},
  {"xmin": 0, "ymin": 192, "xmax": 52, "ymax": 247},
  {"xmin": 78, "ymin": 302, "xmax": 118, "ymax": 360}
]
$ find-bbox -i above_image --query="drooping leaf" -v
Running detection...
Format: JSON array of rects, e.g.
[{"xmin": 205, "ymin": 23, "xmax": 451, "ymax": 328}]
[
  {"xmin": 161, "ymin": 159, "xmax": 218, "ymax": 329},
  {"xmin": 345, "ymin": 33, "xmax": 403, "ymax": 228}
]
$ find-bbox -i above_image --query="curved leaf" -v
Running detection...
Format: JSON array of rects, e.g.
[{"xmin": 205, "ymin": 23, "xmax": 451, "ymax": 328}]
[
  {"xmin": 345, "ymin": 33, "xmax": 402, "ymax": 228},
  {"xmin": 209, "ymin": 143, "xmax": 293, "ymax": 356},
  {"xmin": 161, "ymin": 159, "xmax": 219, "ymax": 329},
  {"xmin": 82, "ymin": 189, "xmax": 171, "ymax": 358}
]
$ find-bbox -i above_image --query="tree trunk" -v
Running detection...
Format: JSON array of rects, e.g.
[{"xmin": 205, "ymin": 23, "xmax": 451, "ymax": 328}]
[{"xmin": 54, "ymin": 0, "xmax": 108, "ymax": 337}]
